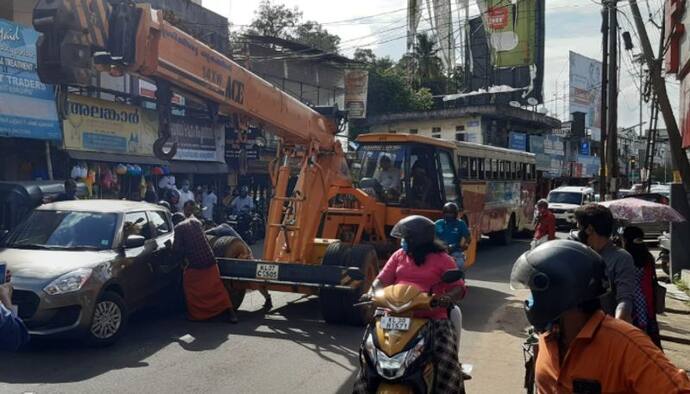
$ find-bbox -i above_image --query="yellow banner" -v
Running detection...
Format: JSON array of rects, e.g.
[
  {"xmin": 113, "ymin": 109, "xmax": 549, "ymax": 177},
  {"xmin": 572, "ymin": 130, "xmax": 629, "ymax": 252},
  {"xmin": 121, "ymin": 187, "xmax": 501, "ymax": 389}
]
[{"xmin": 63, "ymin": 94, "xmax": 159, "ymax": 156}]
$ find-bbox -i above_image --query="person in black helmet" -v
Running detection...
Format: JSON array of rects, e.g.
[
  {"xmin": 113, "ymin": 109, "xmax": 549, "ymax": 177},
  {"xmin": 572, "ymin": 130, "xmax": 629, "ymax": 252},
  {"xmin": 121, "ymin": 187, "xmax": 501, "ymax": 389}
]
[
  {"xmin": 354, "ymin": 215, "xmax": 467, "ymax": 394},
  {"xmin": 511, "ymin": 240, "xmax": 690, "ymax": 393},
  {"xmin": 435, "ymin": 202, "xmax": 471, "ymax": 270}
]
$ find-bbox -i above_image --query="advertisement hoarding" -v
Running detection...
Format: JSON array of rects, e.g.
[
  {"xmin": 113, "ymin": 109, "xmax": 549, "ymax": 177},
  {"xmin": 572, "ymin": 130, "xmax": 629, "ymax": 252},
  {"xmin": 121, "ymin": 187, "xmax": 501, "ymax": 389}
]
[
  {"xmin": 168, "ymin": 116, "xmax": 225, "ymax": 162},
  {"xmin": 466, "ymin": 0, "xmax": 545, "ymax": 105},
  {"xmin": 0, "ymin": 18, "xmax": 61, "ymax": 141},
  {"xmin": 63, "ymin": 94, "xmax": 158, "ymax": 156},
  {"xmin": 479, "ymin": 0, "xmax": 540, "ymax": 68},
  {"xmin": 344, "ymin": 70, "xmax": 369, "ymax": 119},
  {"xmin": 569, "ymin": 52, "xmax": 603, "ymax": 138}
]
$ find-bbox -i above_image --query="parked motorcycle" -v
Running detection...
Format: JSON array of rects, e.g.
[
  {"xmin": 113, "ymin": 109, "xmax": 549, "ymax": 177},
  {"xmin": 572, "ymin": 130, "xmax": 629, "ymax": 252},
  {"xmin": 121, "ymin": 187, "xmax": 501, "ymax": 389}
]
[
  {"xmin": 355, "ymin": 270, "xmax": 470, "ymax": 393},
  {"xmin": 658, "ymin": 232, "xmax": 670, "ymax": 275},
  {"xmin": 226, "ymin": 210, "xmax": 264, "ymax": 245}
]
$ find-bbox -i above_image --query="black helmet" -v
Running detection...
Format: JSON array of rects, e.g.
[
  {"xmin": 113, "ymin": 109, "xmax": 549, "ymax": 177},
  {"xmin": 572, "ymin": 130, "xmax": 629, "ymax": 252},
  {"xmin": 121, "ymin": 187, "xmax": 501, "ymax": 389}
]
[
  {"xmin": 510, "ymin": 240, "xmax": 607, "ymax": 332},
  {"xmin": 390, "ymin": 215, "xmax": 435, "ymax": 246},
  {"xmin": 442, "ymin": 202, "xmax": 459, "ymax": 215}
]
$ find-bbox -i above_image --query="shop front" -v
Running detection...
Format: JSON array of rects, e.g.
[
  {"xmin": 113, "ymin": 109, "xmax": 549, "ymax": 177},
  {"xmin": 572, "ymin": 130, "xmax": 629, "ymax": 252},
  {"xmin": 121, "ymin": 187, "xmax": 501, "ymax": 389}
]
[
  {"xmin": 61, "ymin": 94, "xmax": 168, "ymax": 200},
  {"xmin": 166, "ymin": 115, "xmax": 228, "ymax": 198},
  {"xmin": 0, "ymin": 18, "xmax": 61, "ymax": 181}
]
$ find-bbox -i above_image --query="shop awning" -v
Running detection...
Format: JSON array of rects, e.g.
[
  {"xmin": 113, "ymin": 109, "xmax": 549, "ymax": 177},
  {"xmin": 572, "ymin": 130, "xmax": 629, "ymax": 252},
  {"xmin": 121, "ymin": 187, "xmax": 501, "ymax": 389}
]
[
  {"xmin": 169, "ymin": 161, "xmax": 228, "ymax": 174},
  {"xmin": 66, "ymin": 150, "xmax": 165, "ymax": 166}
]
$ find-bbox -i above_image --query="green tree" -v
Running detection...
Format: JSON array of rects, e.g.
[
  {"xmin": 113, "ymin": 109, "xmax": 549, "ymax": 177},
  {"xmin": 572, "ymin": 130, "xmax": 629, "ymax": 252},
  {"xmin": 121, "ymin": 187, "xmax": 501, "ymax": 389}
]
[
  {"xmin": 247, "ymin": 1, "xmax": 341, "ymax": 53},
  {"xmin": 248, "ymin": 0, "xmax": 302, "ymax": 39},
  {"xmin": 294, "ymin": 21, "xmax": 341, "ymax": 52},
  {"xmin": 409, "ymin": 33, "xmax": 445, "ymax": 94}
]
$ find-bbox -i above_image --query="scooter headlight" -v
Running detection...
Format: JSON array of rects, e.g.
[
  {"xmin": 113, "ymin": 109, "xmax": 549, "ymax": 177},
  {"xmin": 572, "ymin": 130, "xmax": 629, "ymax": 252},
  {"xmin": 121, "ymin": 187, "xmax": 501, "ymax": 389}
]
[
  {"xmin": 364, "ymin": 332, "xmax": 377, "ymax": 363},
  {"xmin": 375, "ymin": 337, "xmax": 426, "ymax": 380}
]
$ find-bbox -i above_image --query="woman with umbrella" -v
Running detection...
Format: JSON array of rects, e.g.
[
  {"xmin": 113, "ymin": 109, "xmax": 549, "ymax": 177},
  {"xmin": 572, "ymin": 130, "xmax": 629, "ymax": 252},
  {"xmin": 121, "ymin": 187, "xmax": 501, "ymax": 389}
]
[{"xmin": 622, "ymin": 226, "xmax": 663, "ymax": 348}]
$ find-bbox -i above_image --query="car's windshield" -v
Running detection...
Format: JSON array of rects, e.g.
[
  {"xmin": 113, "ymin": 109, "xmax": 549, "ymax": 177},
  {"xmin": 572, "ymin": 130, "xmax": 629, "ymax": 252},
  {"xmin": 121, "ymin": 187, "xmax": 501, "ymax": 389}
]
[
  {"xmin": 7, "ymin": 210, "xmax": 118, "ymax": 250},
  {"xmin": 548, "ymin": 192, "xmax": 583, "ymax": 205}
]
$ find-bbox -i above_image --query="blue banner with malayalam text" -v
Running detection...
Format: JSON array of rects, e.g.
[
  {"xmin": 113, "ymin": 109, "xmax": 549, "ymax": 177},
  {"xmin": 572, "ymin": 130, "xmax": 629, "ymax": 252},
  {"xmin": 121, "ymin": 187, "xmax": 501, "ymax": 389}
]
[{"xmin": 0, "ymin": 19, "xmax": 60, "ymax": 141}]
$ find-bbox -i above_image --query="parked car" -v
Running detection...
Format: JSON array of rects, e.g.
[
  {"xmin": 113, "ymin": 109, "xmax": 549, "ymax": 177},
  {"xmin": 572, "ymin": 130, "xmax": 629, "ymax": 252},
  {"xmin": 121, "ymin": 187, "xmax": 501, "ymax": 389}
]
[
  {"xmin": 0, "ymin": 200, "xmax": 179, "ymax": 346},
  {"xmin": 547, "ymin": 186, "xmax": 595, "ymax": 228},
  {"xmin": 622, "ymin": 192, "xmax": 670, "ymax": 239}
]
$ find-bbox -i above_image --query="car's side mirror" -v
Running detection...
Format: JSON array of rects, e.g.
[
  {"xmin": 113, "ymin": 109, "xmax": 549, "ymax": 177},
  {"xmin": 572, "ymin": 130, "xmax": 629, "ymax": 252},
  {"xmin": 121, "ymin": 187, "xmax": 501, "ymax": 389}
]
[
  {"xmin": 124, "ymin": 235, "xmax": 146, "ymax": 249},
  {"xmin": 442, "ymin": 269, "xmax": 464, "ymax": 283}
]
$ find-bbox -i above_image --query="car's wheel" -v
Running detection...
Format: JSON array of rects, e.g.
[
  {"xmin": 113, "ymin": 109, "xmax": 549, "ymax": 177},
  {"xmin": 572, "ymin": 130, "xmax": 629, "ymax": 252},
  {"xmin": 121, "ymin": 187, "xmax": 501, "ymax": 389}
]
[
  {"xmin": 211, "ymin": 236, "xmax": 250, "ymax": 310},
  {"xmin": 86, "ymin": 291, "xmax": 128, "ymax": 347}
]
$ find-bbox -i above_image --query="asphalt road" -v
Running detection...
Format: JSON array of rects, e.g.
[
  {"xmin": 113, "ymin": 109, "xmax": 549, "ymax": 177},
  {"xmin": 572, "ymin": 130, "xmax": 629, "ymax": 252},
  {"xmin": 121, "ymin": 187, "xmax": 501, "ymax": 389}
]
[{"xmin": 0, "ymin": 238, "xmax": 533, "ymax": 394}]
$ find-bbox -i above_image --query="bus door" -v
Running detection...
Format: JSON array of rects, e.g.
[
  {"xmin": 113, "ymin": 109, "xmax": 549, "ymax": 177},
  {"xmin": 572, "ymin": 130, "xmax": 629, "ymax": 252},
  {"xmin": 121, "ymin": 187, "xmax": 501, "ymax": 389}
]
[
  {"xmin": 407, "ymin": 145, "xmax": 442, "ymax": 210},
  {"xmin": 436, "ymin": 149, "xmax": 461, "ymax": 207}
]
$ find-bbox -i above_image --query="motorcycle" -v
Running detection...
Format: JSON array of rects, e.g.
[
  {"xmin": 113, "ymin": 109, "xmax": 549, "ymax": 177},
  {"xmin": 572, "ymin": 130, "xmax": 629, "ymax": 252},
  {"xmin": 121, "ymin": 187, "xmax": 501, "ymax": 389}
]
[
  {"xmin": 226, "ymin": 210, "xmax": 264, "ymax": 245},
  {"xmin": 355, "ymin": 270, "xmax": 470, "ymax": 393}
]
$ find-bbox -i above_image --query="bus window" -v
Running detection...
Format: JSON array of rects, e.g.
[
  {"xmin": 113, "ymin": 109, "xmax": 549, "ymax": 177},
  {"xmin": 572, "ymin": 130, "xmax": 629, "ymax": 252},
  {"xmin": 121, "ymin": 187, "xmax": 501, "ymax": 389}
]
[
  {"xmin": 438, "ymin": 151, "xmax": 458, "ymax": 202},
  {"xmin": 459, "ymin": 156, "xmax": 470, "ymax": 179},
  {"xmin": 469, "ymin": 158, "xmax": 477, "ymax": 179}
]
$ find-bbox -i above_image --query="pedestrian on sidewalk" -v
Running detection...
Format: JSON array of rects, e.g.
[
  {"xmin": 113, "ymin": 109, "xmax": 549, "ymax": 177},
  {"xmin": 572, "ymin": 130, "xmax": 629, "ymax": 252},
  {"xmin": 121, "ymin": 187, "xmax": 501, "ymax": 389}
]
[
  {"xmin": 172, "ymin": 213, "xmax": 238, "ymax": 323},
  {"xmin": 511, "ymin": 240, "xmax": 690, "ymax": 393},
  {"xmin": 622, "ymin": 226, "xmax": 663, "ymax": 348},
  {"xmin": 574, "ymin": 204, "xmax": 639, "ymax": 323},
  {"xmin": 532, "ymin": 199, "xmax": 556, "ymax": 249},
  {"xmin": 435, "ymin": 202, "xmax": 471, "ymax": 270}
]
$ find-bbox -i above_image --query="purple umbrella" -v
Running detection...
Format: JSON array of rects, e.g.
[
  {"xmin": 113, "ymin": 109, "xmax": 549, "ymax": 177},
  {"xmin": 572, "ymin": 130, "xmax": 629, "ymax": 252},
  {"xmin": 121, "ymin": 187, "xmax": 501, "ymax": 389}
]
[{"xmin": 598, "ymin": 198, "xmax": 686, "ymax": 224}]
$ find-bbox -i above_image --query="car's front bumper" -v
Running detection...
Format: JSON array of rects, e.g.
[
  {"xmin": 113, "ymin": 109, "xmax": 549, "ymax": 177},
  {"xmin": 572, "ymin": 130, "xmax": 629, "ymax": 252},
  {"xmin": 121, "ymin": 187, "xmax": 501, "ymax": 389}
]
[{"xmin": 12, "ymin": 286, "xmax": 98, "ymax": 336}]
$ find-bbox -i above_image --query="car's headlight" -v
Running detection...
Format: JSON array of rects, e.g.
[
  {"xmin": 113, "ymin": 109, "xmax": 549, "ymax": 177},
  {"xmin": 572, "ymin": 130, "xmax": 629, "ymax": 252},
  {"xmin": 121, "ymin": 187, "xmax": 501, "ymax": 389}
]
[{"xmin": 44, "ymin": 268, "xmax": 93, "ymax": 295}]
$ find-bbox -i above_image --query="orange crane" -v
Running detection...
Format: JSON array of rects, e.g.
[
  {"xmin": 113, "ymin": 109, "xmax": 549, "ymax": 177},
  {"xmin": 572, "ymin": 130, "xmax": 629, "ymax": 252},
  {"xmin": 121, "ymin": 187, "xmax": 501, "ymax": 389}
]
[
  {"xmin": 32, "ymin": 0, "xmax": 479, "ymax": 324},
  {"xmin": 33, "ymin": 0, "xmax": 387, "ymax": 324}
]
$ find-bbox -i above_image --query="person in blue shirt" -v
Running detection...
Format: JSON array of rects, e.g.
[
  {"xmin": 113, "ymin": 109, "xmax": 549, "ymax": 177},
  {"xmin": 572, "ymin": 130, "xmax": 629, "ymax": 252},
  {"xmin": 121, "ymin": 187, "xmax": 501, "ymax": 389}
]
[
  {"xmin": 435, "ymin": 202, "xmax": 471, "ymax": 270},
  {"xmin": 0, "ymin": 280, "xmax": 30, "ymax": 351}
]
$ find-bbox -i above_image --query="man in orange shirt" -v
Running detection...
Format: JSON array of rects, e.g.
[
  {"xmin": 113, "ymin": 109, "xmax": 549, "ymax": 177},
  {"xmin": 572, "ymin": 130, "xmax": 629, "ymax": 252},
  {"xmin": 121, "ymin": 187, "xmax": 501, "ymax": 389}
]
[{"xmin": 511, "ymin": 240, "xmax": 690, "ymax": 393}]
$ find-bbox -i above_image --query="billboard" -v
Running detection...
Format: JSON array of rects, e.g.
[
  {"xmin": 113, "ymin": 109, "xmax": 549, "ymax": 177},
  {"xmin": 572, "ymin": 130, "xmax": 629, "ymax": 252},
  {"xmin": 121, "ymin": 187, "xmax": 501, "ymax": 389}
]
[
  {"xmin": 479, "ymin": 0, "xmax": 540, "ymax": 68},
  {"xmin": 0, "ymin": 19, "xmax": 61, "ymax": 141},
  {"xmin": 569, "ymin": 52, "xmax": 603, "ymax": 137},
  {"xmin": 465, "ymin": 0, "xmax": 545, "ymax": 105},
  {"xmin": 64, "ymin": 94, "xmax": 159, "ymax": 156},
  {"xmin": 344, "ymin": 69, "xmax": 369, "ymax": 119},
  {"xmin": 509, "ymin": 131, "xmax": 527, "ymax": 151}
]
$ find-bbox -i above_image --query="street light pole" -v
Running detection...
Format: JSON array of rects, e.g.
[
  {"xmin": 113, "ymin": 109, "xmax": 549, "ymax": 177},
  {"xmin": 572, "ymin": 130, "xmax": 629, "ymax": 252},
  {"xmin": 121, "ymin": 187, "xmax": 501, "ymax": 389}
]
[{"xmin": 606, "ymin": 0, "xmax": 619, "ymax": 197}]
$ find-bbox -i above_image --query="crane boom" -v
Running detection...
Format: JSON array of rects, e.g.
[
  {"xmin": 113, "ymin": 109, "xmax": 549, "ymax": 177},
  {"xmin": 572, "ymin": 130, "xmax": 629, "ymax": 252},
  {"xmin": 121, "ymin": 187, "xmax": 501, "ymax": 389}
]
[{"xmin": 32, "ymin": 0, "xmax": 339, "ymax": 150}]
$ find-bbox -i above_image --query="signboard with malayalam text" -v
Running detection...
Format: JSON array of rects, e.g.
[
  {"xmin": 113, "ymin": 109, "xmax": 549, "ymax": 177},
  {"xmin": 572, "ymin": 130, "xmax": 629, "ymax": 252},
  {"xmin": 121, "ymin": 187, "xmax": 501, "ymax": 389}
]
[{"xmin": 0, "ymin": 18, "xmax": 61, "ymax": 141}]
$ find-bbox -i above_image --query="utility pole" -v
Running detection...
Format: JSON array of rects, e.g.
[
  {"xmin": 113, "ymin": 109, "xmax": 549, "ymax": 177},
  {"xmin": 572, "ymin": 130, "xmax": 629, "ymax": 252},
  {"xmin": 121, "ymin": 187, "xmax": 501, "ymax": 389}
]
[
  {"xmin": 629, "ymin": 0, "xmax": 690, "ymax": 192},
  {"xmin": 606, "ymin": 0, "xmax": 619, "ymax": 198},
  {"xmin": 600, "ymin": 5, "xmax": 609, "ymax": 199}
]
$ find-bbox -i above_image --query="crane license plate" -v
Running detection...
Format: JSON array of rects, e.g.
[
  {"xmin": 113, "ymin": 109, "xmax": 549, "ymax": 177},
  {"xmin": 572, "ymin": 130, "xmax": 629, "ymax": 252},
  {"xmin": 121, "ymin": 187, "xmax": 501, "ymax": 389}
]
[
  {"xmin": 381, "ymin": 316, "xmax": 411, "ymax": 331},
  {"xmin": 256, "ymin": 264, "xmax": 279, "ymax": 280}
]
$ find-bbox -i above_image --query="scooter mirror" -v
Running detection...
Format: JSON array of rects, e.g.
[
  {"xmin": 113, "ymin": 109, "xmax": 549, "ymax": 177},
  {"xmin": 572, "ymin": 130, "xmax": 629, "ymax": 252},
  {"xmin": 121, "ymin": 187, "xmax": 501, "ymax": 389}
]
[{"xmin": 442, "ymin": 269, "xmax": 464, "ymax": 283}]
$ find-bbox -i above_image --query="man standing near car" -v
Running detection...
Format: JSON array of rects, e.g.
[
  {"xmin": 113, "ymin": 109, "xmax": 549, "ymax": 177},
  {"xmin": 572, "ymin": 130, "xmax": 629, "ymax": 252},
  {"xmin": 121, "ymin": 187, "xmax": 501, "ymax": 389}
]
[
  {"xmin": 0, "ymin": 272, "xmax": 29, "ymax": 351},
  {"xmin": 171, "ymin": 213, "xmax": 238, "ymax": 323},
  {"xmin": 574, "ymin": 204, "xmax": 637, "ymax": 323}
]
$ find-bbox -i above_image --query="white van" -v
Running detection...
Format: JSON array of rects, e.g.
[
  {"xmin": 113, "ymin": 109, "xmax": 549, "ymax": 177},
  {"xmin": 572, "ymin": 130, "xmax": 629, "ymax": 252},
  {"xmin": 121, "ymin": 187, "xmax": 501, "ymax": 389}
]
[{"xmin": 546, "ymin": 186, "xmax": 595, "ymax": 227}]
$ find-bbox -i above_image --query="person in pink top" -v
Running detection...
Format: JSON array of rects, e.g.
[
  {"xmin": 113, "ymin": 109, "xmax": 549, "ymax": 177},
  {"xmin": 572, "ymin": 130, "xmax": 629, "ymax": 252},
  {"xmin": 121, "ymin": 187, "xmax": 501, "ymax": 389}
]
[{"xmin": 362, "ymin": 215, "xmax": 467, "ymax": 393}]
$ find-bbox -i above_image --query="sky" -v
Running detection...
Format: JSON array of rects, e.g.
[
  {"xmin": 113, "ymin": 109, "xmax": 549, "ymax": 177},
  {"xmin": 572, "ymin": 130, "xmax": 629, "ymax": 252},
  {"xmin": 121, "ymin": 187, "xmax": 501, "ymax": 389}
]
[{"xmin": 202, "ymin": 0, "xmax": 675, "ymax": 132}]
